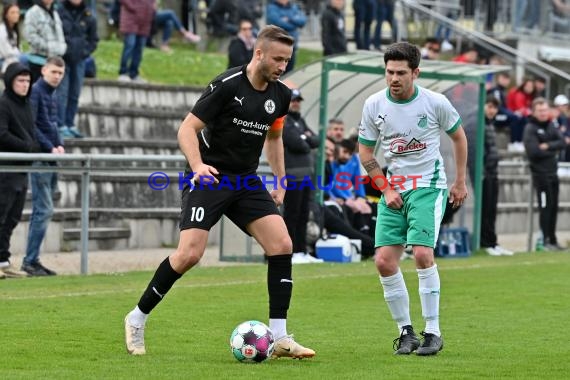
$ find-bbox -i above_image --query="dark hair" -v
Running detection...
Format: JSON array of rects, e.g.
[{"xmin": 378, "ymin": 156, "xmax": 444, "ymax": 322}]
[
  {"xmin": 2, "ymin": 2, "xmax": 20, "ymax": 48},
  {"xmin": 485, "ymin": 96, "xmax": 500, "ymax": 108},
  {"xmin": 328, "ymin": 117, "xmax": 344, "ymax": 125},
  {"xmin": 383, "ymin": 42, "xmax": 421, "ymax": 70},
  {"xmin": 238, "ymin": 19, "xmax": 252, "ymax": 27},
  {"xmin": 461, "ymin": 44, "xmax": 478, "ymax": 54},
  {"xmin": 424, "ymin": 37, "xmax": 440, "ymax": 46},
  {"xmin": 518, "ymin": 76, "xmax": 534, "ymax": 92},
  {"xmin": 339, "ymin": 138, "xmax": 356, "ymax": 154},
  {"xmin": 256, "ymin": 25, "xmax": 294, "ymax": 48},
  {"xmin": 534, "ymin": 76, "xmax": 546, "ymax": 84},
  {"xmin": 45, "ymin": 56, "xmax": 65, "ymax": 67}
]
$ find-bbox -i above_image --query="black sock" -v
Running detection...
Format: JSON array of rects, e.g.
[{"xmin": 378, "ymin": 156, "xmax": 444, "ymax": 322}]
[
  {"xmin": 267, "ymin": 254, "xmax": 293, "ymax": 319},
  {"xmin": 137, "ymin": 257, "xmax": 182, "ymax": 314}
]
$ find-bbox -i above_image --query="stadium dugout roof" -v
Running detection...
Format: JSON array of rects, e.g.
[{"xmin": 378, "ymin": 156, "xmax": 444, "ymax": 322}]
[{"xmin": 283, "ymin": 51, "xmax": 510, "ymax": 250}]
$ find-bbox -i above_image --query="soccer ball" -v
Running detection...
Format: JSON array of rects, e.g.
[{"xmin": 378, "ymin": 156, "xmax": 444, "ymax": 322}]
[{"xmin": 229, "ymin": 320, "xmax": 275, "ymax": 363}]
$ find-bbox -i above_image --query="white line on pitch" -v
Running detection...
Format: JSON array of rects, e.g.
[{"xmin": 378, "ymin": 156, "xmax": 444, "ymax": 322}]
[{"xmin": 0, "ymin": 259, "xmax": 562, "ymax": 301}]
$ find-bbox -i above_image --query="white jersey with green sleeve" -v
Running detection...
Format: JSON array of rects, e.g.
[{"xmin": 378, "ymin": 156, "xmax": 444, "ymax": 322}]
[{"xmin": 358, "ymin": 85, "xmax": 462, "ymax": 192}]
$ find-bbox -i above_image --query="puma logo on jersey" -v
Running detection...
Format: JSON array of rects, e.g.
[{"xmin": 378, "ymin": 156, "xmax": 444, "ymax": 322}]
[
  {"xmin": 234, "ymin": 96, "xmax": 244, "ymax": 106},
  {"xmin": 209, "ymin": 83, "xmax": 216, "ymax": 92},
  {"xmin": 375, "ymin": 113, "xmax": 388, "ymax": 126}
]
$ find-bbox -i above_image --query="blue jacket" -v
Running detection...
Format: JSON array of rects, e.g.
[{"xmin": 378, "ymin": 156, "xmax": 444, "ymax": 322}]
[
  {"xmin": 266, "ymin": 0, "xmax": 306, "ymax": 43},
  {"xmin": 330, "ymin": 154, "xmax": 366, "ymax": 200},
  {"xmin": 58, "ymin": 0, "xmax": 99, "ymax": 65},
  {"xmin": 30, "ymin": 78, "xmax": 62, "ymax": 152}
]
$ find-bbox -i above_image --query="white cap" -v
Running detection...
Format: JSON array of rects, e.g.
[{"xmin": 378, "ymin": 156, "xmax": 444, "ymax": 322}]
[{"xmin": 553, "ymin": 94, "xmax": 569, "ymax": 106}]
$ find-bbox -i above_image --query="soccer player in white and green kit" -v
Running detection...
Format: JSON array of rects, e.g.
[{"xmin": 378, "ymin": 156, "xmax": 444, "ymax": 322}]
[{"xmin": 358, "ymin": 42, "xmax": 468, "ymax": 356}]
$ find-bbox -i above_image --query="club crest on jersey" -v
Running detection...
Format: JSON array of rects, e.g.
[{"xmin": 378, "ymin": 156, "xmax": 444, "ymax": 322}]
[
  {"xmin": 389, "ymin": 138, "xmax": 427, "ymax": 155},
  {"xmin": 264, "ymin": 99, "xmax": 276, "ymax": 114},
  {"xmin": 417, "ymin": 114, "xmax": 428, "ymax": 129}
]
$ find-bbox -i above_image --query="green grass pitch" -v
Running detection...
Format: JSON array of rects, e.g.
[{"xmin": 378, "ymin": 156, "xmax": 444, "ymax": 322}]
[{"xmin": 2, "ymin": 252, "xmax": 568, "ymax": 379}]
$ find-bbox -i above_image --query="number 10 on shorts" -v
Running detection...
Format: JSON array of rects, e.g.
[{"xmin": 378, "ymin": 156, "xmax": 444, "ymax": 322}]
[{"xmin": 190, "ymin": 207, "xmax": 205, "ymax": 222}]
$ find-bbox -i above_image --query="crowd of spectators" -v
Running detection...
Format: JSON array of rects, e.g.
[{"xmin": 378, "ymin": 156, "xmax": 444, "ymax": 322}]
[{"xmin": 1, "ymin": 1, "xmax": 569, "ymax": 272}]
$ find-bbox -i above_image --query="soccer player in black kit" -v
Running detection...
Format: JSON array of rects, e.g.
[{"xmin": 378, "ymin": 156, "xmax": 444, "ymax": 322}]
[{"xmin": 124, "ymin": 25, "xmax": 316, "ymax": 359}]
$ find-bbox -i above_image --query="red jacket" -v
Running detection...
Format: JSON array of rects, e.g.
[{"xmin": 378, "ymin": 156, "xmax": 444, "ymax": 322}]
[
  {"xmin": 119, "ymin": 0, "xmax": 155, "ymax": 36},
  {"xmin": 506, "ymin": 87, "xmax": 533, "ymax": 116}
]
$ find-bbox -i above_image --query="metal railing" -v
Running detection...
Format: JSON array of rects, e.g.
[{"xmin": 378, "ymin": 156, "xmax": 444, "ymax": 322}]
[
  {"xmin": 400, "ymin": 0, "xmax": 570, "ymax": 94},
  {"xmin": 0, "ymin": 152, "xmax": 187, "ymax": 274},
  {"xmin": 498, "ymin": 160, "xmax": 570, "ymax": 252},
  {"xmin": 0, "ymin": 152, "xmax": 274, "ymax": 274},
  {"xmin": 2, "ymin": 152, "xmax": 566, "ymax": 270}
]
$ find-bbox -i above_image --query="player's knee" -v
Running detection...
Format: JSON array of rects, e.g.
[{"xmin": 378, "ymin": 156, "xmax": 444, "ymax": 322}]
[
  {"xmin": 413, "ymin": 246, "xmax": 434, "ymax": 267},
  {"xmin": 375, "ymin": 252, "xmax": 398, "ymax": 276},
  {"xmin": 172, "ymin": 246, "xmax": 203, "ymax": 272},
  {"xmin": 267, "ymin": 235, "xmax": 293, "ymax": 255}
]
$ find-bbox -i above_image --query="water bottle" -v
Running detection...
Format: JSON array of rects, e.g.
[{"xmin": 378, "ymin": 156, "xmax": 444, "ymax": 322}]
[{"xmin": 448, "ymin": 233, "xmax": 457, "ymax": 256}]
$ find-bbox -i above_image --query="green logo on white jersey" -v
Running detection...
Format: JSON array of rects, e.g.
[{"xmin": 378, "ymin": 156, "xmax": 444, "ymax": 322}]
[{"xmin": 417, "ymin": 114, "xmax": 428, "ymax": 129}]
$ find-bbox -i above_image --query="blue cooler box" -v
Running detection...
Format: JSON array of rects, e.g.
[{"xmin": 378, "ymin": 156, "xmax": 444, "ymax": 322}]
[
  {"xmin": 316, "ymin": 235, "xmax": 352, "ymax": 262},
  {"xmin": 435, "ymin": 227, "xmax": 471, "ymax": 258}
]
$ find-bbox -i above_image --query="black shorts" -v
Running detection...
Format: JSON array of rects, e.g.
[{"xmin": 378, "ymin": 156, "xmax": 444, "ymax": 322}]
[{"xmin": 179, "ymin": 174, "xmax": 280, "ymax": 233}]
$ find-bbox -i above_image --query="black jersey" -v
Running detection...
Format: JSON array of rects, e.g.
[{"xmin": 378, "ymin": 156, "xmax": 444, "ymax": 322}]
[{"xmin": 189, "ymin": 65, "xmax": 292, "ymax": 175}]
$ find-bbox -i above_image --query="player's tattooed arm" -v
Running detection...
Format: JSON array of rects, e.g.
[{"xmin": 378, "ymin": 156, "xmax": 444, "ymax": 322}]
[{"xmin": 362, "ymin": 158, "xmax": 381, "ymax": 175}]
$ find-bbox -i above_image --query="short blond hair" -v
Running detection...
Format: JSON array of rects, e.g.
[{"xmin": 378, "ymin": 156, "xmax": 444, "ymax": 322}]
[{"xmin": 255, "ymin": 25, "xmax": 294, "ymax": 49}]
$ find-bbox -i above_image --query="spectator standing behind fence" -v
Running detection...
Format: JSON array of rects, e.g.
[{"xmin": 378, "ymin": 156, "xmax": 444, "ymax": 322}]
[
  {"xmin": 372, "ymin": 0, "xmax": 397, "ymax": 51},
  {"xmin": 227, "ymin": 19, "xmax": 255, "ymax": 68},
  {"xmin": 523, "ymin": 97, "xmax": 566, "ymax": 251},
  {"xmin": 207, "ymin": 0, "xmax": 239, "ymax": 37},
  {"xmin": 434, "ymin": 0, "xmax": 460, "ymax": 52},
  {"xmin": 117, "ymin": 0, "xmax": 155, "ymax": 83},
  {"xmin": 352, "ymin": 0, "xmax": 375, "ymax": 50},
  {"xmin": 282, "ymin": 88, "xmax": 322, "ymax": 264},
  {"xmin": 321, "ymin": 0, "xmax": 347, "ymax": 56},
  {"xmin": 21, "ymin": 56, "xmax": 65, "ymax": 277},
  {"xmin": 513, "ymin": 0, "xmax": 541, "ymax": 32},
  {"xmin": 466, "ymin": 97, "xmax": 513, "ymax": 256},
  {"xmin": 551, "ymin": 0, "xmax": 570, "ymax": 33},
  {"xmin": 57, "ymin": 0, "xmax": 98, "ymax": 139},
  {"xmin": 238, "ymin": 0, "xmax": 263, "ymax": 34},
  {"xmin": 0, "ymin": 2, "xmax": 27, "ymax": 74},
  {"xmin": 266, "ymin": 0, "xmax": 306, "ymax": 73},
  {"xmin": 23, "ymin": 0, "xmax": 67, "ymax": 83},
  {"xmin": 0, "ymin": 62, "xmax": 38, "ymax": 279}
]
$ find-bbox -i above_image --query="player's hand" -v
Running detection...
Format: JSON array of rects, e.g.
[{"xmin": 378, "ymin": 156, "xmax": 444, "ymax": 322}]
[
  {"xmin": 193, "ymin": 163, "xmax": 219, "ymax": 184},
  {"xmin": 383, "ymin": 189, "xmax": 403, "ymax": 209},
  {"xmin": 449, "ymin": 180, "xmax": 468, "ymax": 208},
  {"xmin": 270, "ymin": 188, "xmax": 285, "ymax": 206}
]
